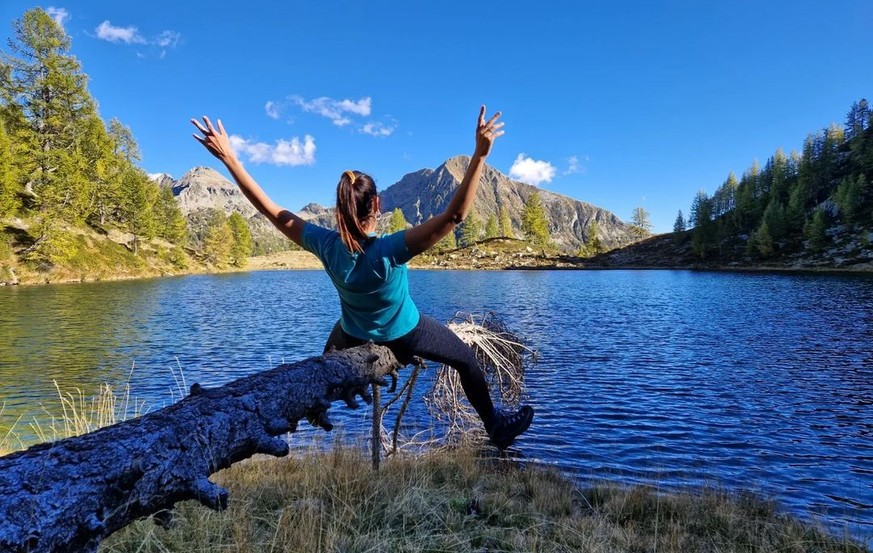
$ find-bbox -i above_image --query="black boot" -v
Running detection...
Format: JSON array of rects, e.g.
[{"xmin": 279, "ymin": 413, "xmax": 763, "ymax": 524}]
[{"xmin": 487, "ymin": 405, "xmax": 534, "ymax": 450}]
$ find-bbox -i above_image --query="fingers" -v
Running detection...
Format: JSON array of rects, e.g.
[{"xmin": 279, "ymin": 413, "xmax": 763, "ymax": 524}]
[
  {"xmin": 485, "ymin": 111, "xmax": 502, "ymax": 127},
  {"xmin": 191, "ymin": 118, "xmax": 208, "ymax": 134},
  {"xmin": 478, "ymin": 105, "xmax": 486, "ymax": 126},
  {"xmin": 217, "ymin": 118, "xmax": 226, "ymax": 136},
  {"xmin": 202, "ymin": 116, "xmax": 216, "ymax": 134}
]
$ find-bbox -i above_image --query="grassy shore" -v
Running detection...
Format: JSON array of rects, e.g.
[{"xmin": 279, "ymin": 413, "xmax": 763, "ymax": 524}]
[{"xmin": 97, "ymin": 441, "xmax": 868, "ymax": 553}]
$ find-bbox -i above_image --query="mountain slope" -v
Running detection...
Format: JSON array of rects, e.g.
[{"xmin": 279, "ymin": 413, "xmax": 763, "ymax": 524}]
[{"xmin": 378, "ymin": 156, "xmax": 634, "ymax": 251}]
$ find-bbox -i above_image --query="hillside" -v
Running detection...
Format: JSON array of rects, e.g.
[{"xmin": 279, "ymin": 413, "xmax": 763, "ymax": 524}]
[{"xmin": 379, "ymin": 155, "xmax": 634, "ymax": 251}]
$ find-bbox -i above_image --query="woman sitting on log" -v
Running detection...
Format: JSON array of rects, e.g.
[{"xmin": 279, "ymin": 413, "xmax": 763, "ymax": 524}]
[{"xmin": 191, "ymin": 106, "xmax": 533, "ymax": 449}]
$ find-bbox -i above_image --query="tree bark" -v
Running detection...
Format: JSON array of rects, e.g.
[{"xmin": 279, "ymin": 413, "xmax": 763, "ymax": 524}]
[{"xmin": 0, "ymin": 343, "xmax": 401, "ymax": 553}]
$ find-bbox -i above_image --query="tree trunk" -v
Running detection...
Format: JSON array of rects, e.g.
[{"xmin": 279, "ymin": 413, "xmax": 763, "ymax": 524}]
[{"xmin": 0, "ymin": 343, "xmax": 401, "ymax": 553}]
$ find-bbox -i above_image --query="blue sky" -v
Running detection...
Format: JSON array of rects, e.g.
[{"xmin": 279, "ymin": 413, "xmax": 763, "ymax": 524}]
[{"xmin": 2, "ymin": 1, "xmax": 871, "ymax": 233}]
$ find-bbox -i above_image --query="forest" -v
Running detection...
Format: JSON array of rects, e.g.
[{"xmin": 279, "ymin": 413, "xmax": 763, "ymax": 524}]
[
  {"xmin": 680, "ymin": 99, "xmax": 872, "ymax": 261},
  {"xmin": 0, "ymin": 9, "xmax": 254, "ymax": 282}
]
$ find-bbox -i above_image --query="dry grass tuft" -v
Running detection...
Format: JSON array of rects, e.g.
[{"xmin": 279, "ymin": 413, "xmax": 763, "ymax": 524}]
[{"xmin": 101, "ymin": 443, "xmax": 870, "ymax": 553}]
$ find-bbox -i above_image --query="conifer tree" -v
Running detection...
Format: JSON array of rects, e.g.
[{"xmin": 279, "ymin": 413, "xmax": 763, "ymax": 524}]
[
  {"xmin": 203, "ymin": 210, "xmax": 233, "ymax": 267},
  {"xmin": 805, "ymin": 209, "xmax": 829, "ymax": 252},
  {"xmin": 435, "ymin": 229, "xmax": 457, "ymax": 251},
  {"xmin": 521, "ymin": 191, "xmax": 549, "ymax": 246},
  {"xmin": 1, "ymin": 8, "xmax": 95, "ymax": 217},
  {"xmin": 227, "ymin": 212, "xmax": 252, "ymax": 267},
  {"xmin": 630, "ymin": 206, "xmax": 652, "ymax": 238},
  {"xmin": 0, "ymin": 117, "xmax": 17, "ymax": 217},
  {"xmin": 154, "ymin": 185, "xmax": 187, "ymax": 243},
  {"xmin": 459, "ymin": 211, "xmax": 481, "ymax": 247},
  {"xmin": 484, "ymin": 214, "xmax": 499, "ymax": 239},
  {"xmin": 673, "ymin": 210, "xmax": 686, "ymax": 233},
  {"xmin": 121, "ymin": 169, "xmax": 157, "ymax": 255},
  {"xmin": 388, "ymin": 208, "xmax": 408, "ymax": 233},
  {"xmin": 499, "ymin": 206, "xmax": 513, "ymax": 238}
]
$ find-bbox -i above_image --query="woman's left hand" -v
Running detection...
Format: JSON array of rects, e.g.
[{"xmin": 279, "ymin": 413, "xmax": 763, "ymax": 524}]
[
  {"xmin": 474, "ymin": 105, "xmax": 504, "ymax": 158},
  {"xmin": 191, "ymin": 116, "xmax": 237, "ymax": 164}
]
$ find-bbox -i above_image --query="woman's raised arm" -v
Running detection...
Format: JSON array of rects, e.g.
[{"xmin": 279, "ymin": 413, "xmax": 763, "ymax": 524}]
[
  {"xmin": 191, "ymin": 116, "xmax": 306, "ymax": 247},
  {"xmin": 403, "ymin": 106, "xmax": 504, "ymax": 257}
]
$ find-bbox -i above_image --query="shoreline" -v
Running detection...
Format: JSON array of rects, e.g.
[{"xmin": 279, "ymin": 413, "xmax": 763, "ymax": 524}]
[{"xmin": 4, "ymin": 253, "xmax": 872, "ymax": 288}]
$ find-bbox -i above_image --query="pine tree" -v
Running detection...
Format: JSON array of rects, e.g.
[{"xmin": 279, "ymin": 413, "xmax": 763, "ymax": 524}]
[
  {"xmin": 121, "ymin": 169, "xmax": 157, "ymax": 255},
  {"xmin": 388, "ymin": 208, "xmax": 408, "ymax": 233},
  {"xmin": 1, "ymin": 8, "xmax": 96, "ymax": 217},
  {"xmin": 521, "ymin": 192, "xmax": 549, "ymax": 246},
  {"xmin": 203, "ymin": 210, "xmax": 233, "ymax": 267},
  {"xmin": 805, "ymin": 209, "xmax": 829, "ymax": 252},
  {"xmin": 689, "ymin": 190, "xmax": 714, "ymax": 258},
  {"xmin": 154, "ymin": 185, "xmax": 187, "ymax": 243},
  {"xmin": 459, "ymin": 212, "xmax": 481, "ymax": 247},
  {"xmin": 434, "ymin": 229, "xmax": 457, "ymax": 251},
  {"xmin": 484, "ymin": 214, "xmax": 499, "ymax": 239},
  {"xmin": 0, "ymin": 117, "xmax": 18, "ymax": 217},
  {"xmin": 499, "ymin": 206, "xmax": 513, "ymax": 238},
  {"xmin": 754, "ymin": 220, "xmax": 774, "ymax": 258},
  {"xmin": 630, "ymin": 206, "xmax": 652, "ymax": 238},
  {"xmin": 227, "ymin": 212, "xmax": 252, "ymax": 267},
  {"xmin": 673, "ymin": 210, "xmax": 686, "ymax": 232}
]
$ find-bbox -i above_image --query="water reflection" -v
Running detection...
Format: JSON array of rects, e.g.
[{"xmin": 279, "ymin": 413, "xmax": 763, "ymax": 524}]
[{"xmin": 0, "ymin": 269, "xmax": 871, "ymax": 537}]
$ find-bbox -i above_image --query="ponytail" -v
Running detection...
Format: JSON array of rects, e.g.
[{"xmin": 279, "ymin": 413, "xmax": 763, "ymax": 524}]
[{"xmin": 335, "ymin": 170, "xmax": 377, "ymax": 253}]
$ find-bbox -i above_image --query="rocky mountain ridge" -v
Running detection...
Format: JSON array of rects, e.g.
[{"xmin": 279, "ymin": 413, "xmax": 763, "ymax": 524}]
[{"xmin": 157, "ymin": 158, "xmax": 636, "ymax": 253}]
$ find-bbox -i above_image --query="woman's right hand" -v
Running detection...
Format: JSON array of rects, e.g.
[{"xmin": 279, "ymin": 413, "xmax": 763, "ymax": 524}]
[
  {"xmin": 191, "ymin": 116, "xmax": 237, "ymax": 164},
  {"xmin": 474, "ymin": 105, "xmax": 504, "ymax": 159}
]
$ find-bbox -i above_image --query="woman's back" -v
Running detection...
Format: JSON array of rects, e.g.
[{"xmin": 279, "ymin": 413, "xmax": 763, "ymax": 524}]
[{"xmin": 301, "ymin": 223, "xmax": 420, "ymax": 342}]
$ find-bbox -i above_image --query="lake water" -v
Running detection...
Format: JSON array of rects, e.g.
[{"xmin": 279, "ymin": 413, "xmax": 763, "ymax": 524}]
[{"xmin": 0, "ymin": 269, "xmax": 871, "ymax": 538}]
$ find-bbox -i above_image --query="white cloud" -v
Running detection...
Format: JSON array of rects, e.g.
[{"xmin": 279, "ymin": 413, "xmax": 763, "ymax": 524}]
[
  {"xmin": 361, "ymin": 121, "xmax": 395, "ymax": 137},
  {"xmin": 265, "ymin": 101, "xmax": 281, "ymax": 120},
  {"xmin": 290, "ymin": 96, "xmax": 372, "ymax": 126},
  {"xmin": 94, "ymin": 21, "xmax": 181, "ymax": 56},
  {"xmin": 46, "ymin": 7, "xmax": 70, "ymax": 27},
  {"xmin": 509, "ymin": 154, "xmax": 556, "ymax": 186},
  {"xmin": 229, "ymin": 134, "xmax": 316, "ymax": 166},
  {"xmin": 156, "ymin": 30, "xmax": 181, "ymax": 48},
  {"xmin": 96, "ymin": 20, "xmax": 146, "ymax": 44},
  {"xmin": 563, "ymin": 154, "xmax": 589, "ymax": 176}
]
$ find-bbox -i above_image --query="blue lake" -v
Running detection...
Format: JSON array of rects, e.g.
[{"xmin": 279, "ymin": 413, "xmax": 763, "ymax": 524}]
[{"xmin": 0, "ymin": 269, "xmax": 871, "ymax": 538}]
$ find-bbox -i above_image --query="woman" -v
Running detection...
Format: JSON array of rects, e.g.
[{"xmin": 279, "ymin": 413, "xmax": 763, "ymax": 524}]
[{"xmin": 191, "ymin": 106, "xmax": 533, "ymax": 449}]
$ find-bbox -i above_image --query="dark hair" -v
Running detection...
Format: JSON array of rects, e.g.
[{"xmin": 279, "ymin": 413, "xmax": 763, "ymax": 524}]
[{"xmin": 336, "ymin": 170, "xmax": 378, "ymax": 253}]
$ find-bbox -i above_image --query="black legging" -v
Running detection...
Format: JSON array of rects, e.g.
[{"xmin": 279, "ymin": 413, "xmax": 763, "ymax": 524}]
[{"xmin": 323, "ymin": 314, "xmax": 495, "ymax": 426}]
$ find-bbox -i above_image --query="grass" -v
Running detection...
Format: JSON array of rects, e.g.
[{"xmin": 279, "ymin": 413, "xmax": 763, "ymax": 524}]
[
  {"xmin": 98, "ymin": 442, "xmax": 869, "ymax": 553},
  {"xmin": 1, "ymin": 382, "xmax": 868, "ymax": 553}
]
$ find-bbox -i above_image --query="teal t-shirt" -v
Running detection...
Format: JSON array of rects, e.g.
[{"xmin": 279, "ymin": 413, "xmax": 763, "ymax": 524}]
[{"xmin": 301, "ymin": 223, "xmax": 420, "ymax": 341}]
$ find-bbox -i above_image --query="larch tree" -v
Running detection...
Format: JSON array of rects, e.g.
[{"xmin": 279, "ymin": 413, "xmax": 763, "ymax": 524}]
[
  {"xmin": 521, "ymin": 191, "xmax": 549, "ymax": 246},
  {"xmin": 673, "ymin": 210, "xmax": 686, "ymax": 233},
  {"xmin": 228, "ymin": 212, "xmax": 253, "ymax": 267},
  {"xmin": 499, "ymin": 206, "xmax": 514, "ymax": 238},
  {"xmin": 388, "ymin": 208, "xmax": 408, "ymax": 233},
  {"xmin": 630, "ymin": 206, "xmax": 652, "ymax": 238},
  {"xmin": 484, "ymin": 214, "xmax": 499, "ymax": 239},
  {"xmin": 459, "ymin": 211, "xmax": 481, "ymax": 247}
]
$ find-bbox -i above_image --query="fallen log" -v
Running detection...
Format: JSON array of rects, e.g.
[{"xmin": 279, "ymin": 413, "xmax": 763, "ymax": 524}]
[{"xmin": 0, "ymin": 343, "xmax": 402, "ymax": 553}]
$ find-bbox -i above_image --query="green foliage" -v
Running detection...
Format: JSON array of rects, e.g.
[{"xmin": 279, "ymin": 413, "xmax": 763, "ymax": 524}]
[
  {"xmin": 749, "ymin": 220, "xmax": 774, "ymax": 258},
  {"xmin": 2, "ymin": 8, "xmax": 96, "ymax": 219},
  {"xmin": 227, "ymin": 212, "xmax": 252, "ymax": 268},
  {"xmin": 682, "ymin": 97, "xmax": 873, "ymax": 260},
  {"xmin": 459, "ymin": 212, "xmax": 481, "ymax": 247},
  {"xmin": 499, "ymin": 207, "xmax": 514, "ymax": 238},
  {"xmin": 689, "ymin": 190, "xmax": 715, "ymax": 259},
  {"xmin": 673, "ymin": 210, "xmax": 686, "ymax": 233},
  {"xmin": 388, "ymin": 208, "xmax": 408, "ymax": 233},
  {"xmin": 434, "ymin": 229, "xmax": 457, "ymax": 251},
  {"xmin": 484, "ymin": 214, "xmax": 499, "ymax": 239},
  {"xmin": 578, "ymin": 220, "xmax": 604, "ymax": 257},
  {"xmin": 805, "ymin": 209, "xmax": 830, "ymax": 252},
  {"xmin": 203, "ymin": 211, "xmax": 233, "ymax": 267},
  {"xmin": 120, "ymin": 170, "xmax": 157, "ymax": 254},
  {"xmin": 24, "ymin": 219, "xmax": 79, "ymax": 268},
  {"xmin": 630, "ymin": 206, "xmax": 652, "ymax": 238},
  {"xmin": 521, "ymin": 192, "xmax": 549, "ymax": 246},
  {"xmin": 834, "ymin": 174, "xmax": 868, "ymax": 227},
  {"xmin": 154, "ymin": 186, "xmax": 187, "ymax": 243}
]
